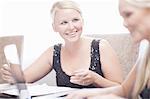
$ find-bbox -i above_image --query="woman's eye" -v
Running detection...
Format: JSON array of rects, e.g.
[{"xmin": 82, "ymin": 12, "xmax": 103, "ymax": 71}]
[
  {"xmin": 72, "ymin": 18, "xmax": 79, "ymax": 22},
  {"xmin": 124, "ymin": 12, "xmax": 132, "ymax": 18},
  {"xmin": 60, "ymin": 21, "xmax": 68, "ymax": 25}
]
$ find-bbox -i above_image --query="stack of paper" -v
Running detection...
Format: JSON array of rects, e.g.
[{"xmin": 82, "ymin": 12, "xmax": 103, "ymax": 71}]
[
  {"xmin": 0, "ymin": 83, "xmax": 77, "ymax": 97},
  {"xmin": 0, "ymin": 83, "xmax": 17, "ymax": 91}
]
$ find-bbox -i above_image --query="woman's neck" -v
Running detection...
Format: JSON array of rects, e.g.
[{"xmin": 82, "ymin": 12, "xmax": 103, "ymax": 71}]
[{"xmin": 63, "ymin": 38, "xmax": 83, "ymax": 54}]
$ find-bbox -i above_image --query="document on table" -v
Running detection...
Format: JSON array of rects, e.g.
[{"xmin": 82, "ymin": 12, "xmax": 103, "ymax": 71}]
[
  {"xmin": 0, "ymin": 83, "xmax": 17, "ymax": 91},
  {"xmin": 0, "ymin": 83, "xmax": 77, "ymax": 97}
]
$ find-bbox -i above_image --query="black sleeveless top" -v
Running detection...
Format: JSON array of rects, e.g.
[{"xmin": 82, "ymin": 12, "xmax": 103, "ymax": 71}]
[
  {"xmin": 52, "ymin": 39, "xmax": 104, "ymax": 88},
  {"xmin": 140, "ymin": 86, "xmax": 150, "ymax": 99}
]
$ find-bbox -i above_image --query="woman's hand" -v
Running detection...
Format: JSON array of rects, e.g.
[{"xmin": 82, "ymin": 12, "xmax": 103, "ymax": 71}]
[
  {"xmin": 0, "ymin": 64, "xmax": 16, "ymax": 84},
  {"xmin": 87, "ymin": 94, "xmax": 126, "ymax": 99},
  {"xmin": 66, "ymin": 90, "xmax": 126, "ymax": 99},
  {"xmin": 66, "ymin": 89, "xmax": 92, "ymax": 99},
  {"xmin": 70, "ymin": 70, "xmax": 97, "ymax": 86}
]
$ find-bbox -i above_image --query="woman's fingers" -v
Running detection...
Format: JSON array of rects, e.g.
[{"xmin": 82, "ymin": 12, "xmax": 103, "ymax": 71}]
[
  {"xmin": 72, "ymin": 70, "xmax": 88, "ymax": 77},
  {"xmin": 1, "ymin": 68, "xmax": 11, "ymax": 76},
  {"xmin": 70, "ymin": 70, "xmax": 95, "ymax": 85},
  {"xmin": 70, "ymin": 76, "xmax": 91, "ymax": 86},
  {"xmin": 1, "ymin": 73, "xmax": 16, "ymax": 84},
  {"xmin": 1, "ymin": 64, "xmax": 12, "ymax": 76},
  {"xmin": 0, "ymin": 64, "xmax": 16, "ymax": 84},
  {"xmin": 2, "ymin": 64, "xmax": 11, "ymax": 72}
]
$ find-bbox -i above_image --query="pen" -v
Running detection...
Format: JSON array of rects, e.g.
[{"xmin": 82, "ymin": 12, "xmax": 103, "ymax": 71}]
[{"xmin": 57, "ymin": 94, "xmax": 68, "ymax": 98}]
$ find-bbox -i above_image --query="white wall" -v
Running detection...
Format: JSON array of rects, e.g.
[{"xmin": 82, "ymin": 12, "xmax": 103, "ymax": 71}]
[{"xmin": 1, "ymin": 0, "xmax": 129, "ymax": 68}]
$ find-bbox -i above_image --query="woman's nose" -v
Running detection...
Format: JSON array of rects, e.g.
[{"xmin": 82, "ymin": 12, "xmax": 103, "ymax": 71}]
[
  {"xmin": 123, "ymin": 20, "xmax": 128, "ymax": 28},
  {"xmin": 68, "ymin": 22, "xmax": 75, "ymax": 30}
]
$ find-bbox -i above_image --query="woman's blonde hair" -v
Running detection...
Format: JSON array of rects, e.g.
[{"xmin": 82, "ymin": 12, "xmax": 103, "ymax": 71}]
[
  {"xmin": 131, "ymin": 39, "xmax": 150, "ymax": 99},
  {"xmin": 50, "ymin": 0, "xmax": 82, "ymax": 21},
  {"xmin": 125, "ymin": 1, "xmax": 150, "ymax": 99},
  {"xmin": 126, "ymin": 0, "xmax": 150, "ymax": 8}
]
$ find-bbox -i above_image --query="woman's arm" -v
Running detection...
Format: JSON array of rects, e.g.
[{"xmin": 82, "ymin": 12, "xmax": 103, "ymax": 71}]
[
  {"xmin": 0, "ymin": 46, "xmax": 54, "ymax": 84},
  {"xmin": 121, "ymin": 63, "xmax": 136, "ymax": 98},
  {"xmin": 94, "ymin": 39, "xmax": 124, "ymax": 87},
  {"xmin": 87, "ymin": 93, "xmax": 126, "ymax": 99},
  {"xmin": 24, "ymin": 47, "xmax": 54, "ymax": 83},
  {"xmin": 66, "ymin": 85, "xmax": 125, "ymax": 99}
]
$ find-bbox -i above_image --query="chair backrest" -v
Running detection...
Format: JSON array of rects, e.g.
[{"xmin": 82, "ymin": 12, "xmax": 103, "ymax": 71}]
[
  {"xmin": 0, "ymin": 35, "xmax": 24, "ymax": 83},
  {"xmin": 86, "ymin": 33, "xmax": 139, "ymax": 78}
]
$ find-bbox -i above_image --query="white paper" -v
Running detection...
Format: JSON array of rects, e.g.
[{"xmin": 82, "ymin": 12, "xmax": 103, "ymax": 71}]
[
  {"xmin": 4, "ymin": 44, "xmax": 20, "ymax": 64},
  {"xmin": 1, "ymin": 83, "xmax": 76, "ymax": 97},
  {"xmin": 0, "ymin": 83, "xmax": 17, "ymax": 91}
]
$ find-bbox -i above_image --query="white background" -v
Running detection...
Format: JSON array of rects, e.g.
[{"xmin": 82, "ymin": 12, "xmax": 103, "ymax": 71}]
[{"xmin": 0, "ymin": 0, "xmax": 129, "ymax": 68}]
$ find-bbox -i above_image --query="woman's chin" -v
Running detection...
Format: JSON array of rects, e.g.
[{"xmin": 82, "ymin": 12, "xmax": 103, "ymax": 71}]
[
  {"xmin": 66, "ymin": 36, "xmax": 80, "ymax": 42},
  {"xmin": 132, "ymin": 36, "xmax": 144, "ymax": 44}
]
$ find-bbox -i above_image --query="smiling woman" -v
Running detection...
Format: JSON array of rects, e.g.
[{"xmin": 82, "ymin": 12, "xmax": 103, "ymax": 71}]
[
  {"xmin": 1, "ymin": 0, "xmax": 124, "ymax": 89},
  {"xmin": 1, "ymin": 0, "xmax": 126, "ymax": 69}
]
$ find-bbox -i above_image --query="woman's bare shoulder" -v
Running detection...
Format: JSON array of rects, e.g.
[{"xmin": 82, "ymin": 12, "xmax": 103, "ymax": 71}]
[
  {"xmin": 98, "ymin": 39, "xmax": 112, "ymax": 50},
  {"xmin": 43, "ymin": 46, "xmax": 54, "ymax": 55},
  {"xmin": 39, "ymin": 46, "xmax": 55, "ymax": 63}
]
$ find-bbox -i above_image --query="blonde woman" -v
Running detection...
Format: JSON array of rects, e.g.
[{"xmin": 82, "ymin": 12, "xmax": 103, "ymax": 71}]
[
  {"xmin": 119, "ymin": 0, "xmax": 150, "ymax": 98},
  {"xmin": 66, "ymin": 0, "xmax": 150, "ymax": 98},
  {"xmin": 1, "ymin": 0, "xmax": 123, "ymax": 89}
]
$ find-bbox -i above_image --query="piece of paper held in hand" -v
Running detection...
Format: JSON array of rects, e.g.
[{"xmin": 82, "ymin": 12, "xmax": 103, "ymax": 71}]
[{"xmin": 4, "ymin": 44, "xmax": 20, "ymax": 64}]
